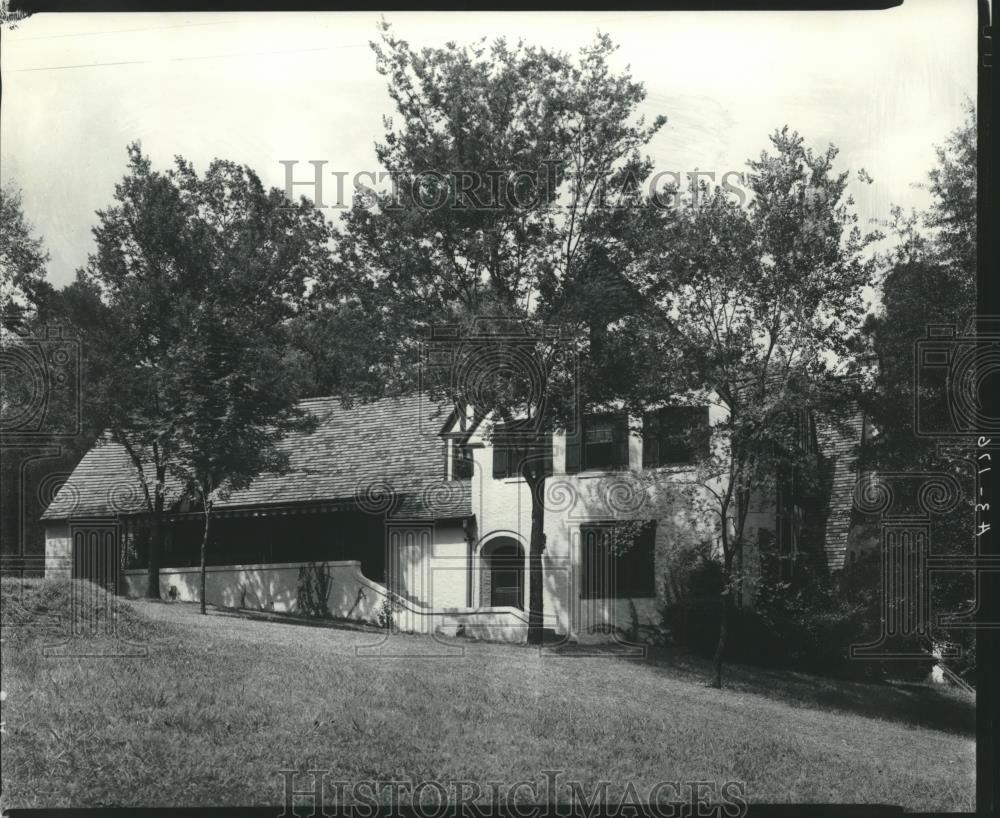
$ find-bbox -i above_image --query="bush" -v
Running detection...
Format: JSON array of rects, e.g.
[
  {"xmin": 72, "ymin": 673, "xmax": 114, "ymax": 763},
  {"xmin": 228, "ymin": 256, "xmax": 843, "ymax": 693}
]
[
  {"xmin": 660, "ymin": 551, "xmax": 939, "ymax": 682},
  {"xmin": 376, "ymin": 594, "xmax": 403, "ymax": 630}
]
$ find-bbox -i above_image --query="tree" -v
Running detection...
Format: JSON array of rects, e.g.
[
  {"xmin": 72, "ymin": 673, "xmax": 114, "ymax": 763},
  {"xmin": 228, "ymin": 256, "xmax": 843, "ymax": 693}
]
[
  {"xmin": 864, "ymin": 105, "xmax": 977, "ymax": 467},
  {"xmin": 166, "ymin": 310, "xmax": 314, "ymax": 616},
  {"xmin": 623, "ymin": 130, "xmax": 879, "ymax": 687},
  {"xmin": 77, "ymin": 144, "xmax": 331, "ymax": 598},
  {"xmin": 318, "ymin": 25, "xmax": 668, "ymax": 644},
  {"xmin": 1, "ymin": 187, "xmax": 53, "ymax": 563},
  {"xmin": 1, "ymin": 186, "xmax": 51, "ymax": 321},
  {"xmin": 861, "ymin": 106, "xmax": 978, "ymax": 684}
]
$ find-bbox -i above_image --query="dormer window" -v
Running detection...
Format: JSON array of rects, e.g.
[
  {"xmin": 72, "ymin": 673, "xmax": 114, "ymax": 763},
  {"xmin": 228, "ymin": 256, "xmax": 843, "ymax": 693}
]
[{"xmin": 453, "ymin": 443, "xmax": 474, "ymax": 479}]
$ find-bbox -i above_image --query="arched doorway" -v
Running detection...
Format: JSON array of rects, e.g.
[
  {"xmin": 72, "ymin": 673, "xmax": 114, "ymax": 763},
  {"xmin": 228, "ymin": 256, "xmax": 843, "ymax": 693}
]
[{"xmin": 479, "ymin": 537, "xmax": 524, "ymax": 609}]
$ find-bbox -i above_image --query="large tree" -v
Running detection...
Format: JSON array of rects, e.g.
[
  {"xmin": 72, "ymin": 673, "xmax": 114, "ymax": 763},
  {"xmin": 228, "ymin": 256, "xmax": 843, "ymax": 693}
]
[
  {"xmin": 0, "ymin": 191, "xmax": 101, "ymax": 566},
  {"xmin": 316, "ymin": 26, "xmax": 669, "ymax": 643},
  {"xmin": 166, "ymin": 310, "xmax": 314, "ymax": 616},
  {"xmin": 864, "ymin": 104, "xmax": 977, "ymax": 465},
  {"xmin": 861, "ymin": 106, "xmax": 978, "ymax": 683},
  {"xmin": 78, "ymin": 144, "xmax": 331, "ymax": 598},
  {"xmin": 623, "ymin": 130, "xmax": 880, "ymax": 687}
]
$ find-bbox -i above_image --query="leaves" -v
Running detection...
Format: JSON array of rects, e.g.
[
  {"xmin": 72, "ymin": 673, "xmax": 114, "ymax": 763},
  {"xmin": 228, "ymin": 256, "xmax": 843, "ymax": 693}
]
[
  {"xmin": 0, "ymin": 186, "xmax": 51, "ymax": 318},
  {"xmin": 76, "ymin": 143, "xmax": 332, "ymax": 510}
]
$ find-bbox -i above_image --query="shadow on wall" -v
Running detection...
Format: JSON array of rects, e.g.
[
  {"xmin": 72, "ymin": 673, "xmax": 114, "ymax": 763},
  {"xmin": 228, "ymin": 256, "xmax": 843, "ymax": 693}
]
[
  {"xmin": 123, "ymin": 560, "xmax": 544, "ymax": 645},
  {"xmin": 123, "ymin": 561, "xmax": 385, "ymax": 625}
]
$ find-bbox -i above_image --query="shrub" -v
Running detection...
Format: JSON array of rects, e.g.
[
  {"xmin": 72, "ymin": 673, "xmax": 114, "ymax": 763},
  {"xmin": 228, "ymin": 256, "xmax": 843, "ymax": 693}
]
[
  {"xmin": 376, "ymin": 594, "xmax": 403, "ymax": 630},
  {"xmin": 660, "ymin": 550, "xmax": 939, "ymax": 682}
]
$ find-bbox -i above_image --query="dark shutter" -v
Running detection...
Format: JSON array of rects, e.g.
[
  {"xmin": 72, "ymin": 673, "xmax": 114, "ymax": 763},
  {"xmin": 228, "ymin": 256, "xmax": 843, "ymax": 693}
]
[
  {"xmin": 565, "ymin": 430, "xmax": 582, "ymax": 473},
  {"xmin": 695, "ymin": 406, "xmax": 710, "ymax": 458},
  {"xmin": 613, "ymin": 413, "xmax": 629, "ymax": 469},
  {"xmin": 492, "ymin": 445, "xmax": 507, "ymax": 479},
  {"xmin": 542, "ymin": 438, "xmax": 553, "ymax": 477},
  {"xmin": 657, "ymin": 406, "xmax": 710, "ymax": 464},
  {"xmin": 642, "ymin": 411, "xmax": 661, "ymax": 468},
  {"xmin": 615, "ymin": 521, "xmax": 656, "ymax": 597},
  {"xmin": 580, "ymin": 526, "xmax": 609, "ymax": 599}
]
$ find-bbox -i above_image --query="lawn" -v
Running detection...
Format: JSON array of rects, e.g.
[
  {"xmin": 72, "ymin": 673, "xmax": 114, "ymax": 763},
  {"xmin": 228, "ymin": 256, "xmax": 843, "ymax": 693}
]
[{"xmin": 0, "ymin": 578, "xmax": 976, "ymax": 811}]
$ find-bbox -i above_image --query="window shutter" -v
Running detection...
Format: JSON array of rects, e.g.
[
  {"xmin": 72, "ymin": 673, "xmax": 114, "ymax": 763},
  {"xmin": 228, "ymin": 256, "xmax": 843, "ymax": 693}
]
[
  {"xmin": 565, "ymin": 430, "xmax": 582, "ymax": 473},
  {"xmin": 613, "ymin": 413, "xmax": 629, "ymax": 469},
  {"xmin": 642, "ymin": 411, "xmax": 661, "ymax": 468},
  {"xmin": 492, "ymin": 445, "xmax": 507, "ymax": 479},
  {"xmin": 697, "ymin": 406, "xmax": 710, "ymax": 458}
]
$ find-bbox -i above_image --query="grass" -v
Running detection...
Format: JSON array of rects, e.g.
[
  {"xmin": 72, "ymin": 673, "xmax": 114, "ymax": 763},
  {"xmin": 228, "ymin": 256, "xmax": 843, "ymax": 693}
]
[{"xmin": 0, "ymin": 578, "xmax": 976, "ymax": 811}]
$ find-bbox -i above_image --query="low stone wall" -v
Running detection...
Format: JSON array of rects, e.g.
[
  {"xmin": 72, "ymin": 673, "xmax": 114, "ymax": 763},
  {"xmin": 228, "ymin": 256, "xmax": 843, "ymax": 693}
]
[{"xmin": 122, "ymin": 560, "xmax": 532, "ymax": 643}]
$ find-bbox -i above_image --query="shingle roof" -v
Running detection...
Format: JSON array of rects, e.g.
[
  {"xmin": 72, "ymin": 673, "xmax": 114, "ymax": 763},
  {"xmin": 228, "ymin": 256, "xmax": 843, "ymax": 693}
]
[
  {"xmin": 812, "ymin": 405, "xmax": 866, "ymax": 571},
  {"xmin": 41, "ymin": 394, "xmax": 472, "ymax": 522}
]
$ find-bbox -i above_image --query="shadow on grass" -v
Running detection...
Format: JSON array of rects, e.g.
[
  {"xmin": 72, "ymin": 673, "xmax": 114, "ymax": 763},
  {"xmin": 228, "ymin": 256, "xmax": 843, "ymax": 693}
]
[
  {"xmin": 197, "ymin": 602, "xmax": 386, "ymax": 634},
  {"xmin": 629, "ymin": 644, "xmax": 976, "ymax": 737},
  {"xmin": 131, "ymin": 594, "xmax": 977, "ymax": 739}
]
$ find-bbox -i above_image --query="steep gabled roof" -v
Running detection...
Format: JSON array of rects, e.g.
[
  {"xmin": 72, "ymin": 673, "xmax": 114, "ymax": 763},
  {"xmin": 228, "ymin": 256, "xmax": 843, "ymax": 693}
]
[{"xmin": 41, "ymin": 394, "xmax": 471, "ymax": 523}]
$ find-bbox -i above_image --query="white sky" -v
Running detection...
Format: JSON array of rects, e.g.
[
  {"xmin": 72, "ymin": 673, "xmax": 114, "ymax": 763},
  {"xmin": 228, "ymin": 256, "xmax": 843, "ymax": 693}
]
[{"xmin": 0, "ymin": 2, "xmax": 978, "ymax": 289}]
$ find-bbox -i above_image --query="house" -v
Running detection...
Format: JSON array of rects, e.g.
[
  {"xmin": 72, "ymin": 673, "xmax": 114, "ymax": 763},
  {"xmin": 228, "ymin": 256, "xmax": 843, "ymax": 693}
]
[{"xmin": 40, "ymin": 392, "xmax": 866, "ymax": 643}]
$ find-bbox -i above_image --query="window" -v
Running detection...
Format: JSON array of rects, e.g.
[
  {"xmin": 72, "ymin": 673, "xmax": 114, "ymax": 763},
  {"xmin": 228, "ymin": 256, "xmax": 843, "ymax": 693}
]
[
  {"xmin": 579, "ymin": 522, "xmax": 656, "ymax": 599},
  {"xmin": 565, "ymin": 412, "xmax": 629, "ymax": 473},
  {"xmin": 642, "ymin": 406, "xmax": 710, "ymax": 467},
  {"xmin": 492, "ymin": 426, "xmax": 553, "ymax": 480},
  {"xmin": 452, "ymin": 443, "xmax": 474, "ymax": 480}
]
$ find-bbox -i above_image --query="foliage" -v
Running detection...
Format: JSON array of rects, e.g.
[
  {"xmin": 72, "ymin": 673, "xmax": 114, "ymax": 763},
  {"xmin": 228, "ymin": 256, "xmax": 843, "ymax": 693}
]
[
  {"xmin": 376, "ymin": 593, "xmax": 403, "ymax": 630},
  {"xmin": 323, "ymin": 26, "xmax": 670, "ymax": 643},
  {"xmin": 0, "ymin": 192, "xmax": 106, "ymax": 564},
  {"xmin": 626, "ymin": 128, "xmax": 880, "ymax": 686},
  {"xmin": 859, "ymin": 105, "xmax": 978, "ymax": 682},
  {"xmin": 661, "ymin": 551, "xmax": 938, "ymax": 682},
  {"xmin": 73, "ymin": 143, "xmax": 331, "ymax": 598},
  {"xmin": 0, "ymin": 186, "xmax": 51, "ymax": 319},
  {"xmin": 862, "ymin": 106, "xmax": 976, "ymax": 461}
]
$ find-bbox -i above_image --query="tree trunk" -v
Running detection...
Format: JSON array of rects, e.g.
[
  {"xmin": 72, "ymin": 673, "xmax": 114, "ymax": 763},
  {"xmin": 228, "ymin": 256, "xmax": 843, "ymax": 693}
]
[
  {"xmin": 199, "ymin": 502, "xmax": 212, "ymax": 616},
  {"xmin": 710, "ymin": 587, "xmax": 730, "ymax": 688},
  {"xmin": 145, "ymin": 498, "xmax": 164, "ymax": 600},
  {"xmin": 710, "ymin": 552, "xmax": 736, "ymax": 689},
  {"xmin": 526, "ymin": 473, "xmax": 546, "ymax": 645}
]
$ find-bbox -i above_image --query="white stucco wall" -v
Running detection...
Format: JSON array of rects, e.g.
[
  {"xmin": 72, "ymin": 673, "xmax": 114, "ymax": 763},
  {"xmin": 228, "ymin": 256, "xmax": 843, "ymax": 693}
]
[
  {"xmin": 44, "ymin": 522, "xmax": 72, "ymax": 579},
  {"xmin": 464, "ymin": 403, "xmax": 733, "ymax": 638},
  {"xmin": 428, "ymin": 519, "xmax": 470, "ymax": 609},
  {"xmin": 123, "ymin": 560, "xmax": 384, "ymax": 619},
  {"xmin": 121, "ymin": 559, "xmax": 530, "ymax": 642}
]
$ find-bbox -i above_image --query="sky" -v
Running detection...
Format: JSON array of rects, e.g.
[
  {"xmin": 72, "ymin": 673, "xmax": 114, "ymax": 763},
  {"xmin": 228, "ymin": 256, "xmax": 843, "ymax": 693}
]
[{"xmin": 0, "ymin": 2, "xmax": 978, "ymax": 289}]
